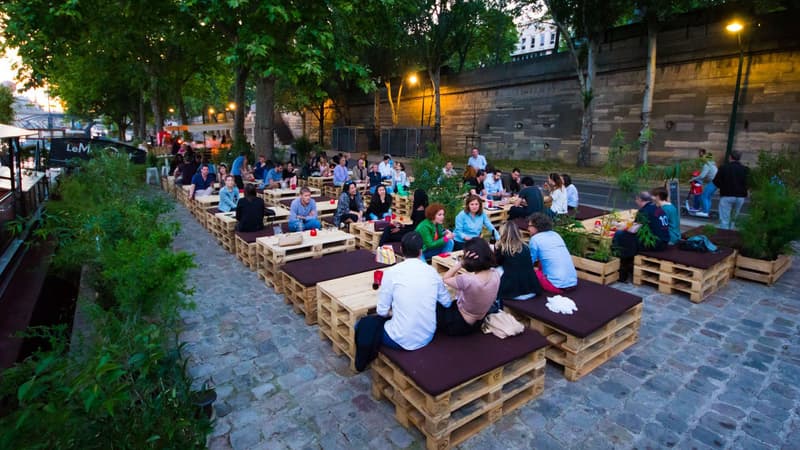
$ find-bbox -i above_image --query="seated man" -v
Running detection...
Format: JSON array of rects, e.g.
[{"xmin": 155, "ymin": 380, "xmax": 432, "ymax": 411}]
[
  {"xmin": 252, "ymin": 154, "xmax": 268, "ymax": 180},
  {"xmin": 442, "ymin": 161, "xmax": 456, "ymax": 178},
  {"xmin": 333, "ymin": 157, "xmax": 350, "ymax": 187},
  {"xmin": 652, "ymin": 187, "xmax": 680, "ymax": 245},
  {"xmin": 189, "ymin": 164, "xmax": 216, "ymax": 198},
  {"xmin": 613, "ymin": 191, "xmax": 670, "ymax": 281},
  {"xmin": 508, "ymin": 176, "xmax": 544, "ymax": 219},
  {"xmin": 527, "ymin": 213, "xmax": 578, "ymax": 290},
  {"xmin": 259, "ymin": 162, "xmax": 284, "ymax": 190},
  {"xmin": 288, "ymin": 187, "xmax": 322, "ymax": 231},
  {"xmin": 465, "ymin": 169, "xmax": 487, "ymax": 197},
  {"xmin": 509, "ymin": 168, "xmax": 522, "ymax": 195},
  {"xmin": 218, "ymin": 175, "xmax": 240, "ymax": 212},
  {"xmin": 484, "ymin": 169, "xmax": 506, "ymax": 199},
  {"xmin": 378, "ymin": 155, "xmax": 394, "ymax": 180},
  {"xmin": 368, "ymin": 163, "xmax": 384, "ymax": 194},
  {"xmin": 235, "ymin": 184, "xmax": 265, "ymax": 232},
  {"xmin": 377, "ymin": 232, "xmax": 452, "ymax": 350}
]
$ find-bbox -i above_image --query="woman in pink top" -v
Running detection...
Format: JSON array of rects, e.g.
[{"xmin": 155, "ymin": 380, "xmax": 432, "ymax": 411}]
[{"xmin": 438, "ymin": 238, "xmax": 500, "ymax": 335}]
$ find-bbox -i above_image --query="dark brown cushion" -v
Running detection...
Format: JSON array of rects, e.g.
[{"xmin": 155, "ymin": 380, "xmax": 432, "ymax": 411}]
[
  {"xmin": 571, "ymin": 205, "xmax": 609, "ymax": 221},
  {"xmin": 373, "ymin": 220, "xmax": 390, "ymax": 231},
  {"xmin": 504, "ymin": 280, "xmax": 642, "ymax": 339},
  {"xmin": 639, "ymin": 245, "xmax": 735, "ymax": 270},
  {"xmin": 381, "ymin": 329, "xmax": 547, "ymax": 396},
  {"xmin": 280, "ymin": 249, "xmax": 390, "ymax": 287},
  {"xmin": 208, "ymin": 207, "xmax": 221, "ymax": 214},
  {"xmin": 682, "ymin": 227, "xmax": 743, "ymax": 250},
  {"xmin": 512, "ymin": 217, "xmax": 528, "ymax": 229},
  {"xmin": 235, "ymin": 223, "xmax": 289, "ymax": 243}
]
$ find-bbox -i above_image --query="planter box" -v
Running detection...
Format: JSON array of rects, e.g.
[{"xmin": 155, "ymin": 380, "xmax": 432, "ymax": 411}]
[
  {"xmin": 572, "ymin": 255, "xmax": 620, "ymax": 285},
  {"xmin": 735, "ymin": 254, "xmax": 792, "ymax": 286}
]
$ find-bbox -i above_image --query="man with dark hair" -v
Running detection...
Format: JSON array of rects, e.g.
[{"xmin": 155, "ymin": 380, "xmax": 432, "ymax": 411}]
[
  {"xmin": 508, "ymin": 176, "xmax": 544, "ymax": 219},
  {"xmin": 652, "ymin": 187, "xmax": 680, "ymax": 244},
  {"xmin": 231, "ymin": 152, "xmax": 247, "ymax": 189},
  {"xmin": 253, "ymin": 154, "xmax": 268, "ymax": 180},
  {"xmin": 259, "ymin": 162, "xmax": 284, "ymax": 190},
  {"xmin": 509, "ymin": 168, "xmax": 522, "ymax": 195},
  {"xmin": 376, "ymin": 232, "xmax": 452, "ymax": 351},
  {"xmin": 189, "ymin": 164, "xmax": 216, "ymax": 198},
  {"xmin": 613, "ymin": 191, "xmax": 670, "ymax": 281},
  {"xmin": 527, "ymin": 213, "xmax": 577, "ymax": 289},
  {"xmin": 235, "ymin": 184, "xmax": 265, "ymax": 232},
  {"xmin": 288, "ymin": 187, "xmax": 321, "ymax": 231},
  {"xmin": 378, "ymin": 154, "xmax": 393, "ymax": 180},
  {"xmin": 465, "ymin": 169, "xmax": 487, "ymax": 196},
  {"xmin": 713, "ymin": 150, "xmax": 749, "ymax": 230}
]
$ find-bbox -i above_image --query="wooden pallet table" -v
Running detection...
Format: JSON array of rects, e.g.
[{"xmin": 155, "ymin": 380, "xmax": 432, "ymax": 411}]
[
  {"xmin": 431, "ymin": 251, "xmax": 466, "ymax": 275},
  {"xmin": 261, "ymin": 186, "xmax": 320, "ymax": 207},
  {"xmin": 307, "ymin": 176, "xmax": 333, "ymax": 189},
  {"xmin": 176, "ymin": 184, "xmax": 191, "ymax": 207},
  {"xmin": 572, "ymin": 255, "xmax": 621, "ymax": 285},
  {"xmin": 256, "ymin": 228, "xmax": 355, "ymax": 290},
  {"xmin": 735, "ymin": 254, "xmax": 792, "ymax": 286},
  {"xmin": 371, "ymin": 333, "xmax": 547, "ymax": 450},
  {"xmin": 193, "ymin": 195, "xmax": 220, "ymax": 228},
  {"xmin": 213, "ymin": 212, "xmax": 238, "ymax": 253},
  {"xmin": 392, "ymin": 195, "xmax": 412, "ymax": 217},
  {"xmin": 348, "ymin": 218, "xmax": 412, "ymax": 250},
  {"xmin": 316, "ymin": 271, "xmax": 378, "ymax": 367},
  {"xmin": 483, "ymin": 205, "xmax": 510, "ymax": 228},
  {"xmin": 633, "ymin": 248, "xmax": 736, "ymax": 303}
]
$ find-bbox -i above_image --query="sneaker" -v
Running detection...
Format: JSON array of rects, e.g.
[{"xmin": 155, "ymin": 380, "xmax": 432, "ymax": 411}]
[{"xmin": 695, "ymin": 212, "xmax": 709, "ymax": 218}]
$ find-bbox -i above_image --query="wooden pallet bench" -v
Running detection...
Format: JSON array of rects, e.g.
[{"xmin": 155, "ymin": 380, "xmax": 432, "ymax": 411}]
[
  {"xmin": 278, "ymin": 196, "xmax": 338, "ymax": 218},
  {"xmin": 393, "ymin": 194, "xmax": 412, "ymax": 217},
  {"xmin": 307, "ymin": 176, "xmax": 333, "ymax": 189},
  {"xmin": 193, "ymin": 195, "xmax": 219, "ymax": 228},
  {"xmin": 211, "ymin": 207, "xmax": 290, "ymax": 255},
  {"xmin": 280, "ymin": 250, "xmax": 390, "ymax": 325},
  {"xmin": 371, "ymin": 330, "xmax": 548, "ymax": 450},
  {"xmin": 234, "ymin": 224, "xmax": 289, "ymax": 270},
  {"xmin": 256, "ymin": 228, "xmax": 355, "ymax": 291},
  {"xmin": 505, "ymin": 280, "xmax": 643, "ymax": 381},
  {"xmin": 633, "ymin": 246, "xmax": 736, "ymax": 303},
  {"xmin": 261, "ymin": 186, "xmax": 320, "ymax": 207},
  {"xmin": 316, "ymin": 271, "xmax": 377, "ymax": 367},
  {"xmin": 348, "ymin": 218, "xmax": 412, "ymax": 250}
]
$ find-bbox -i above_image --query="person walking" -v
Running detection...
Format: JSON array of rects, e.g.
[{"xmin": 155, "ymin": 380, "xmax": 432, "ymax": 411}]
[
  {"xmin": 713, "ymin": 150, "xmax": 749, "ymax": 230},
  {"xmin": 689, "ymin": 149, "xmax": 718, "ymax": 217}
]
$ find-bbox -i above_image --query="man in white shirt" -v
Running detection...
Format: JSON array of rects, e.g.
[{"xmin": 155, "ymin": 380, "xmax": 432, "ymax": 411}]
[
  {"xmin": 467, "ymin": 147, "xmax": 487, "ymax": 171},
  {"xmin": 378, "ymin": 154, "xmax": 394, "ymax": 180},
  {"xmin": 377, "ymin": 232, "xmax": 452, "ymax": 350}
]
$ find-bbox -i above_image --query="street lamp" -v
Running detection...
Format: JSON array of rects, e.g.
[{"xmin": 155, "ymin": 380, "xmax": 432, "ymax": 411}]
[{"xmin": 724, "ymin": 20, "xmax": 745, "ymax": 161}]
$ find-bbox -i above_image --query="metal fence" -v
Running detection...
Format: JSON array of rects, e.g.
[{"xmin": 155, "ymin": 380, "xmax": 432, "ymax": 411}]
[
  {"xmin": 331, "ymin": 127, "xmax": 376, "ymax": 153},
  {"xmin": 379, "ymin": 127, "xmax": 435, "ymax": 158}
]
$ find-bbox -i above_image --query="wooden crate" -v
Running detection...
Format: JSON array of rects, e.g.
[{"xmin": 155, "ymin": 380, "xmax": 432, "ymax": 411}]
[
  {"xmin": 512, "ymin": 303, "xmax": 642, "ymax": 381},
  {"xmin": 393, "ymin": 195, "xmax": 412, "ymax": 217},
  {"xmin": 431, "ymin": 251, "xmax": 465, "ymax": 275},
  {"xmin": 735, "ymin": 254, "xmax": 792, "ymax": 285},
  {"xmin": 572, "ymin": 255, "xmax": 621, "ymax": 285},
  {"xmin": 316, "ymin": 271, "xmax": 378, "ymax": 367},
  {"xmin": 235, "ymin": 235, "xmax": 260, "ymax": 270},
  {"xmin": 323, "ymin": 183, "xmax": 339, "ymax": 198},
  {"xmin": 307, "ymin": 176, "xmax": 333, "ymax": 189},
  {"xmin": 262, "ymin": 187, "xmax": 321, "ymax": 207},
  {"xmin": 213, "ymin": 212, "xmax": 238, "ymax": 253},
  {"xmin": 633, "ymin": 251, "xmax": 736, "ymax": 303},
  {"xmin": 193, "ymin": 195, "xmax": 220, "ymax": 228},
  {"xmin": 348, "ymin": 219, "xmax": 412, "ymax": 250},
  {"xmin": 256, "ymin": 229, "xmax": 356, "ymax": 290},
  {"xmin": 483, "ymin": 205, "xmax": 510, "ymax": 228},
  {"xmin": 371, "ymin": 349, "xmax": 546, "ymax": 450},
  {"xmin": 176, "ymin": 185, "xmax": 191, "ymax": 207}
]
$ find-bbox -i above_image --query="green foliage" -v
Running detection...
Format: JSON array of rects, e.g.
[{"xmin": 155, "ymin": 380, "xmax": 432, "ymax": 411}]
[
  {"xmin": 635, "ymin": 211, "xmax": 659, "ymax": 249},
  {"xmin": 749, "ymin": 149, "xmax": 800, "ymax": 192},
  {"xmin": 293, "ymin": 136, "xmax": 317, "ymax": 164},
  {"xmin": 411, "ymin": 143, "xmax": 467, "ymax": 229},
  {"xmin": 0, "ymin": 84, "xmax": 15, "ymax": 123},
  {"xmin": 587, "ymin": 238, "xmax": 614, "ymax": 263},
  {"xmin": 553, "ymin": 216, "xmax": 588, "ymax": 257},
  {"xmin": 0, "ymin": 152, "xmax": 209, "ymax": 448},
  {"xmin": 702, "ymin": 224, "xmax": 718, "ymax": 236}
]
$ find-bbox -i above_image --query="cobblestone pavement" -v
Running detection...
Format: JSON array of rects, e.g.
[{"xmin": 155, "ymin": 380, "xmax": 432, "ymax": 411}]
[{"xmin": 171, "ymin": 200, "xmax": 800, "ymax": 450}]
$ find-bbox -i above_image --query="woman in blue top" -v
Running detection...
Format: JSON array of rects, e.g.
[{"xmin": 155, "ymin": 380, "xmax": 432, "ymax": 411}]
[
  {"xmin": 453, "ymin": 195, "xmax": 500, "ymax": 251},
  {"xmin": 218, "ymin": 175, "xmax": 240, "ymax": 212}
]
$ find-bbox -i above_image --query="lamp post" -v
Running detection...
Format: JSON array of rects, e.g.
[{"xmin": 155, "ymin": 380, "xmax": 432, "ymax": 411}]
[{"xmin": 724, "ymin": 20, "xmax": 744, "ymax": 162}]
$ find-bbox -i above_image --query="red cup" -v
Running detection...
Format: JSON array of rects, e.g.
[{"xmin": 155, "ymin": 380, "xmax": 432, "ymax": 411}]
[
  {"xmin": 330, "ymin": 199, "xmax": 335, "ymax": 204},
  {"xmin": 594, "ymin": 220, "xmax": 602, "ymax": 228},
  {"xmin": 310, "ymin": 228, "xmax": 317, "ymax": 237},
  {"xmin": 488, "ymin": 200, "xmax": 493, "ymax": 208},
  {"xmin": 373, "ymin": 270, "xmax": 384, "ymax": 287},
  {"xmin": 391, "ymin": 213, "xmax": 397, "ymax": 220},
  {"xmin": 291, "ymin": 183, "xmax": 296, "ymax": 190}
]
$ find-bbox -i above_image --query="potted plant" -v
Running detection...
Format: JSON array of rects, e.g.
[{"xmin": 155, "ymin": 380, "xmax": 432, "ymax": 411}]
[{"xmin": 555, "ymin": 216, "xmax": 621, "ymax": 285}]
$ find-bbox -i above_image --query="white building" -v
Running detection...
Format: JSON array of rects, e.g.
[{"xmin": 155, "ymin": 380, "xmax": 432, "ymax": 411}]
[{"xmin": 511, "ymin": 21, "xmax": 558, "ymax": 61}]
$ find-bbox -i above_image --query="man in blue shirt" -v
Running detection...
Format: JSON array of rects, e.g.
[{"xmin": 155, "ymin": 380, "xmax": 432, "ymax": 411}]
[
  {"xmin": 527, "ymin": 212, "xmax": 577, "ymax": 289},
  {"xmin": 259, "ymin": 163, "xmax": 284, "ymax": 190},
  {"xmin": 252, "ymin": 154, "xmax": 268, "ymax": 180},
  {"xmin": 288, "ymin": 187, "xmax": 321, "ymax": 231},
  {"xmin": 190, "ymin": 164, "xmax": 216, "ymax": 199},
  {"xmin": 333, "ymin": 157, "xmax": 350, "ymax": 186},
  {"xmin": 484, "ymin": 170, "xmax": 506, "ymax": 199},
  {"xmin": 231, "ymin": 152, "xmax": 247, "ymax": 189},
  {"xmin": 467, "ymin": 147, "xmax": 487, "ymax": 171}
]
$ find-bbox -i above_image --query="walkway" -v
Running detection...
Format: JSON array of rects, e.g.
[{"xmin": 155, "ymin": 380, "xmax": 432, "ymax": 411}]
[{"xmin": 171, "ymin": 194, "xmax": 800, "ymax": 449}]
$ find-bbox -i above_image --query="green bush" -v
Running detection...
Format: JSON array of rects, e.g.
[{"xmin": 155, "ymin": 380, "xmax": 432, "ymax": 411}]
[
  {"xmin": 0, "ymin": 152, "xmax": 209, "ymax": 448},
  {"xmin": 738, "ymin": 174, "xmax": 800, "ymax": 261},
  {"xmin": 411, "ymin": 144, "xmax": 468, "ymax": 229}
]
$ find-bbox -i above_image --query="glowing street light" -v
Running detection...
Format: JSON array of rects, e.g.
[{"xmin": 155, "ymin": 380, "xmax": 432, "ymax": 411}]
[
  {"xmin": 208, "ymin": 107, "xmax": 215, "ymax": 115},
  {"xmin": 724, "ymin": 19, "xmax": 746, "ymax": 161},
  {"xmin": 726, "ymin": 21, "xmax": 743, "ymax": 33},
  {"xmin": 228, "ymin": 102, "xmax": 236, "ymax": 111},
  {"xmin": 408, "ymin": 74, "xmax": 418, "ymax": 85}
]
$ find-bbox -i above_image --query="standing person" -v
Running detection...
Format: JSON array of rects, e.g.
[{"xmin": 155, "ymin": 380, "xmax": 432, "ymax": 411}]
[
  {"xmin": 652, "ymin": 187, "xmax": 680, "ymax": 245},
  {"xmin": 453, "ymin": 195, "xmax": 500, "ymax": 251},
  {"xmin": 333, "ymin": 157, "xmax": 350, "ymax": 187},
  {"xmin": 713, "ymin": 150, "xmax": 749, "ymax": 230},
  {"xmin": 527, "ymin": 213, "xmax": 578, "ymax": 290},
  {"xmin": 366, "ymin": 185, "xmax": 393, "ymax": 220},
  {"xmin": 231, "ymin": 152, "xmax": 247, "ymax": 189},
  {"xmin": 189, "ymin": 164, "xmax": 216, "ymax": 198},
  {"xmin": 562, "ymin": 174, "xmax": 579, "ymax": 211},
  {"xmin": 378, "ymin": 155, "xmax": 394, "ymax": 180},
  {"xmin": 377, "ymin": 232, "xmax": 453, "ymax": 351},
  {"xmin": 438, "ymin": 238, "xmax": 500, "ymax": 336},
  {"xmin": 544, "ymin": 173, "xmax": 568, "ymax": 216},
  {"xmin": 334, "ymin": 181, "xmax": 366, "ymax": 227},
  {"xmin": 415, "ymin": 203, "xmax": 455, "ymax": 260},
  {"xmin": 288, "ymin": 187, "xmax": 321, "ymax": 231},
  {"xmin": 495, "ymin": 221, "xmax": 541, "ymax": 300},
  {"xmin": 689, "ymin": 149, "xmax": 718, "ymax": 217},
  {"xmin": 218, "ymin": 175, "xmax": 240, "ymax": 212},
  {"xmin": 235, "ymin": 184, "xmax": 265, "ymax": 232},
  {"xmin": 467, "ymin": 147, "xmax": 487, "ymax": 171},
  {"xmin": 509, "ymin": 168, "xmax": 522, "ymax": 195},
  {"xmin": 508, "ymin": 176, "xmax": 544, "ymax": 219}
]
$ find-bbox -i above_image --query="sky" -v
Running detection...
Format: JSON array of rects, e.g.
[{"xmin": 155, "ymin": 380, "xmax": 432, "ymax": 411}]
[{"xmin": 1, "ymin": 47, "xmax": 63, "ymax": 112}]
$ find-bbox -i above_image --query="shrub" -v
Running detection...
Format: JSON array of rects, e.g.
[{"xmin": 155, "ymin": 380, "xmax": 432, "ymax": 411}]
[
  {"xmin": 737, "ymin": 177, "xmax": 800, "ymax": 261},
  {"xmin": 411, "ymin": 143, "xmax": 467, "ymax": 229}
]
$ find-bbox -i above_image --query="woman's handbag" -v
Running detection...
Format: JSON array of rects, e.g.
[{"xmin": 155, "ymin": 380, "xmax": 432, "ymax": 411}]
[
  {"xmin": 481, "ymin": 310, "xmax": 525, "ymax": 339},
  {"xmin": 375, "ymin": 245, "xmax": 397, "ymax": 265}
]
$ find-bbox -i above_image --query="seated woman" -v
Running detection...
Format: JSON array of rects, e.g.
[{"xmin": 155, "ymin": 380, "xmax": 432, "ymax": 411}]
[
  {"xmin": 562, "ymin": 173, "xmax": 579, "ymax": 211},
  {"xmin": 453, "ymin": 195, "xmax": 500, "ymax": 251},
  {"xmin": 544, "ymin": 173, "xmax": 568, "ymax": 216},
  {"xmin": 494, "ymin": 221, "xmax": 542, "ymax": 300},
  {"xmin": 235, "ymin": 184, "xmax": 265, "ymax": 232},
  {"xmin": 393, "ymin": 162, "xmax": 409, "ymax": 195},
  {"xmin": 366, "ymin": 184, "xmax": 393, "ymax": 221},
  {"xmin": 379, "ymin": 189, "xmax": 428, "ymax": 245},
  {"xmin": 438, "ymin": 238, "xmax": 500, "ymax": 335},
  {"xmin": 218, "ymin": 175, "xmax": 240, "ymax": 212},
  {"xmin": 217, "ymin": 163, "xmax": 229, "ymax": 187},
  {"xmin": 527, "ymin": 212, "xmax": 577, "ymax": 291},
  {"xmin": 415, "ymin": 203, "xmax": 455, "ymax": 260},
  {"xmin": 334, "ymin": 181, "xmax": 365, "ymax": 228}
]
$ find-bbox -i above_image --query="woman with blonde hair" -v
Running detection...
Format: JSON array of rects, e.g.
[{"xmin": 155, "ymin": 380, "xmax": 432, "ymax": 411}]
[{"xmin": 494, "ymin": 221, "xmax": 541, "ymax": 300}]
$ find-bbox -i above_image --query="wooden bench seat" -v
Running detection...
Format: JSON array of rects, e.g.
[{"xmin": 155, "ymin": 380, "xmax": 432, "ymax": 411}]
[{"xmin": 634, "ymin": 246, "xmax": 736, "ymax": 302}]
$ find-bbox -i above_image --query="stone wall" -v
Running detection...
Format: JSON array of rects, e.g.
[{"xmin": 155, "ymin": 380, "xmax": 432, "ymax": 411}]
[{"xmin": 297, "ymin": 8, "xmax": 800, "ymax": 165}]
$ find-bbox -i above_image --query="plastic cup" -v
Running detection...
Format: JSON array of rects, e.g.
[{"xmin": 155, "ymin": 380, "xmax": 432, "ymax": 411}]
[
  {"xmin": 291, "ymin": 183, "xmax": 296, "ymax": 190},
  {"xmin": 488, "ymin": 200, "xmax": 493, "ymax": 208},
  {"xmin": 310, "ymin": 228, "xmax": 317, "ymax": 237},
  {"xmin": 330, "ymin": 199, "xmax": 335, "ymax": 204},
  {"xmin": 391, "ymin": 213, "xmax": 397, "ymax": 220}
]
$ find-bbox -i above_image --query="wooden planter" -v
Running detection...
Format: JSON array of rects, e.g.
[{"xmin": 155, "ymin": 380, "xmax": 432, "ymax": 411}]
[
  {"xmin": 572, "ymin": 255, "xmax": 620, "ymax": 285},
  {"xmin": 735, "ymin": 254, "xmax": 792, "ymax": 286}
]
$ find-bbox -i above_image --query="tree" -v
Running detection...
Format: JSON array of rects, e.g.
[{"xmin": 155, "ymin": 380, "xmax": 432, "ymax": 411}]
[
  {"xmin": 543, "ymin": 0, "xmax": 633, "ymax": 166},
  {"xmin": 0, "ymin": 85, "xmax": 14, "ymax": 124}
]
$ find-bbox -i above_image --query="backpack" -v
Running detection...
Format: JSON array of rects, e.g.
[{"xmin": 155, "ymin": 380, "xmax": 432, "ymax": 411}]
[{"xmin": 678, "ymin": 235, "xmax": 718, "ymax": 253}]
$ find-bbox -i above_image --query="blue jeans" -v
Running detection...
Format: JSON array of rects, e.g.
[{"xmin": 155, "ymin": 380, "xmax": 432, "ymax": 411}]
[
  {"xmin": 381, "ymin": 329, "xmax": 404, "ymax": 350},
  {"xmin": 701, "ymin": 182, "xmax": 717, "ymax": 214},
  {"xmin": 288, "ymin": 218, "xmax": 321, "ymax": 232},
  {"xmin": 719, "ymin": 197, "xmax": 745, "ymax": 230},
  {"xmin": 422, "ymin": 239, "xmax": 455, "ymax": 261}
]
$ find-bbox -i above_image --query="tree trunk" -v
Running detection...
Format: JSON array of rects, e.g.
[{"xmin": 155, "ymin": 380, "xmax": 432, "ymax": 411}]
[
  {"xmin": 149, "ymin": 77, "xmax": 163, "ymax": 135},
  {"xmin": 373, "ymin": 85, "xmax": 381, "ymax": 143},
  {"xmin": 138, "ymin": 92, "xmax": 147, "ymax": 140},
  {"xmin": 116, "ymin": 118, "xmax": 127, "ymax": 141},
  {"xmin": 385, "ymin": 80, "xmax": 402, "ymax": 127},
  {"xmin": 300, "ymin": 110, "xmax": 307, "ymax": 137},
  {"xmin": 255, "ymin": 76, "xmax": 275, "ymax": 158},
  {"xmin": 638, "ymin": 18, "xmax": 658, "ymax": 166},
  {"xmin": 578, "ymin": 40, "xmax": 597, "ymax": 167},
  {"xmin": 233, "ymin": 66, "xmax": 250, "ymax": 148},
  {"xmin": 178, "ymin": 95, "xmax": 189, "ymax": 125},
  {"xmin": 428, "ymin": 67, "xmax": 442, "ymax": 148},
  {"xmin": 318, "ymin": 102, "xmax": 325, "ymax": 145}
]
